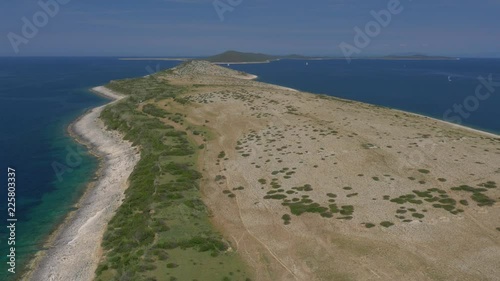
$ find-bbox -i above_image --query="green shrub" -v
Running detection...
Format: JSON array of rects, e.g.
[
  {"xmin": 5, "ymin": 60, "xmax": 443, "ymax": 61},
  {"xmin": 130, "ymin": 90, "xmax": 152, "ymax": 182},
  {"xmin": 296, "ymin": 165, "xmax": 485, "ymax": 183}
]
[
  {"xmin": 380, "ymin": 221, "xmax": 394, "ymax": 228},
  {"xmin": 143, "ymin": 104, "xmax": 168, "ymax": 118},
  {"xmin": 264, "ymin": 194, "xmax": 287, "ymax": 200},
  {"xmin": 166, "ymin": 263, "xmax": 179, "ymax": 268},
  {"xmin": 339, "ymin": 205, "xmax": 354, "ymax": 216},
  {"xmin": 478, "ymin": 181, "xmax": 497, "ymax": 189},
  {"xmin": 471, "ymin": 193, "xmax": 495, "ymax": 206},
  {"xmin": 412, "ymin": 213, "xmax": 424, "ymax": 219}
]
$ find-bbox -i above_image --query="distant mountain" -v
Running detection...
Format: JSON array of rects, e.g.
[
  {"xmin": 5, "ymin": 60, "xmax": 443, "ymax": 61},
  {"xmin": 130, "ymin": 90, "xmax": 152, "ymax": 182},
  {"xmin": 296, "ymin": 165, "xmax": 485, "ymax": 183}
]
[
  {"xmin": 204, "ymin": 51, "xmax": 328, "ymax": 63},
  {"xmin": 380, "ymin": 54, "xmax": 458, "ymax": 60},
  {"xmin": 205, "ymin": 51, "xmax": 277, "ymax": 63}
]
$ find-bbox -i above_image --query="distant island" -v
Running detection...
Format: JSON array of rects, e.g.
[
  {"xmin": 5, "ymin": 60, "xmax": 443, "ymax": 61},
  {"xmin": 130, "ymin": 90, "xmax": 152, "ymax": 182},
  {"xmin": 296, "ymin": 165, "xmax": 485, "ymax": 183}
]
[
  {"xmin": 119, "ymin": 51, "xmax": 458, "ymax": 63},
  {"xmin": 372, "ymin": 54, "xmax": 459, "ymax": 61},
  {"xmin": 204, "ymin": 50, "xmax": 327, "ymax": 63},
  {"xmin": 205, "ymin": 51, "xmax": 459, "ymax": 63}
]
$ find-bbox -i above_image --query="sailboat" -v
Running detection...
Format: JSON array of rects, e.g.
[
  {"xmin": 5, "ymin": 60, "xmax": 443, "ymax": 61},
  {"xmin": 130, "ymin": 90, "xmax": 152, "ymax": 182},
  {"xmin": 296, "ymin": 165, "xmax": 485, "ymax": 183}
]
[{"xmin": 448, "ymin": 76, "xmax": 452, "ymax": 82}]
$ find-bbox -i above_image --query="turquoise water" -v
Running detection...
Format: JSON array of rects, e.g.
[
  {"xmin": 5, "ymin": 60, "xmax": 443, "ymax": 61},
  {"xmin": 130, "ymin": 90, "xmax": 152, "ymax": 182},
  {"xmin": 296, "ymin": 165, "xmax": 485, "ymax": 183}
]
[{"xmin": 0, "ymin": 58, "xmax": 181, "ymax": 279}]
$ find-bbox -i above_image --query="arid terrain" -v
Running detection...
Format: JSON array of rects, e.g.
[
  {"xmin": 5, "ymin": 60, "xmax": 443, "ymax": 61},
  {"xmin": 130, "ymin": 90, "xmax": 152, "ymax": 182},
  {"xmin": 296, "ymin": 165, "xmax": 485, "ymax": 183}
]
[
  {"xmin": 149, "ymin": 61, "xmax": 500, "ymax": 280},
  {"xmin": 37, "ymin": 61, "xmax": 499, "ymax": 281}
]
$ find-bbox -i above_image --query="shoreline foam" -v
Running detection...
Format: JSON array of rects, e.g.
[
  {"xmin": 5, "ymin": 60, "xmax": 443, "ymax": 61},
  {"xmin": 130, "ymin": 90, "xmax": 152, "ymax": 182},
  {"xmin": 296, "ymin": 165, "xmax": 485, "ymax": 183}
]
[{"xmin": 23, "ymin": 86, "xmax": 140, "ymax": 281}]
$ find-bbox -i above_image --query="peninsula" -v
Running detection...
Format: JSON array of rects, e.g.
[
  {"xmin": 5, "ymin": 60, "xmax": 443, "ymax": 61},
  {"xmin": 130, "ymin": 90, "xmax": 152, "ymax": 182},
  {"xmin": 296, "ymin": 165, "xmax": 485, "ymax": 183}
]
[{"xmin": 27, "ymin": 61, "xmax": 500, "ymax": 281}]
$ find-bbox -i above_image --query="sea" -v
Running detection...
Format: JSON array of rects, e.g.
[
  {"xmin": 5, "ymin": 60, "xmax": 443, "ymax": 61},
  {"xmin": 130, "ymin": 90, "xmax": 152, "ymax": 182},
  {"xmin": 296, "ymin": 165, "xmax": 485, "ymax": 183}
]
[
  {"xmin": 0, "ymin": 57, "xmax": 181, "ymax": 279},
  {"xmin": 0, "ymin": 57, "xmax": 499, "ymax": 279}
]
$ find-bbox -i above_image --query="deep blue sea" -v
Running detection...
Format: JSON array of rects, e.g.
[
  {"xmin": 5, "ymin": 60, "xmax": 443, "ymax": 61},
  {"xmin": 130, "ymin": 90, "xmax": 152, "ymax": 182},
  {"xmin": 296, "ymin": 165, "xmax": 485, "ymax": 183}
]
[
  {"xmin": 0, "ymin": 57, "xmax": 499, "ymax": 279},
  {"xmin": 0, "ymin": 57, "xmax": 181, "ymax": 279}
]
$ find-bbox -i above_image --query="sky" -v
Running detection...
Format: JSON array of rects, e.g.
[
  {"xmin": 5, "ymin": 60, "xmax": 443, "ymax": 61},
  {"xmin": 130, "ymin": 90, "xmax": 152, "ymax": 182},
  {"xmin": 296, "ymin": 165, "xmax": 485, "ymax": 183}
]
[{"xmin": 1, "ymin": 0, "xmax": 499, "ymax": 57}]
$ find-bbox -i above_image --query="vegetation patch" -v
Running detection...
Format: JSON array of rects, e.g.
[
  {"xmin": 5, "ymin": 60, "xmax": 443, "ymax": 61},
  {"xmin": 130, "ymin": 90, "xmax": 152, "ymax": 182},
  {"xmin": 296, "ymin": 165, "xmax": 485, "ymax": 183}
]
[
  {"xmin": 450, "ymin": 184, "xmax": 496, "ymax": 207},
  {"xmin": 326, "ymin": 193, "xmax": 337, "ymax": 198},
  {"xmin": 478, "ymin": 181, "xmax": 497, "ymax": 189},
  {"xmin": 264, "ymin": 194, "xmax": 287, "ymax": 200},
  {"xmin": 292, "ymin": 184, "xmax": 313, "ymax": 192},
  {"xmin": 96, "ymin": 77, "xmax": 251, "ymax": 280},
  {"xmin": 412, "ymin": 213, "xmax": 425, "ymax": 219},
  {"xmin": 380, "ymin": 221, "xmax": 394, "ymax": 228},
  {"xmin": 143, "ymin": 104, "xmax": 169, "ymax": 118},
  {"xmin": 281, "ymin": 214, "xmax": 291, "ymax": 225}
]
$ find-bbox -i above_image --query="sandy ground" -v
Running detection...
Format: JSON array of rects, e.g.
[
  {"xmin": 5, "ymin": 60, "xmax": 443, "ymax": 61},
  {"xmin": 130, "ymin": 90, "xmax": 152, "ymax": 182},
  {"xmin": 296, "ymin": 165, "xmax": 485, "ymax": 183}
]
[
  {"xmin": 158, "ymin": 61, "xmax": 500, "ymax": 281},
  {"xmin": 24, "ymin": 87, "xmax": 139, "ymax": 281}
]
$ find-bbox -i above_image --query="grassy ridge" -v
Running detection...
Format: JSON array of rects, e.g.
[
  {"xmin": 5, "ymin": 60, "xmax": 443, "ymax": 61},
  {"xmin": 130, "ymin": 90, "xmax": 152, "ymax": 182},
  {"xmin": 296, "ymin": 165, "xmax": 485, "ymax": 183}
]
[{"xmin": 96, "ymin": 74, "xmax": 251, "ymax": 281}]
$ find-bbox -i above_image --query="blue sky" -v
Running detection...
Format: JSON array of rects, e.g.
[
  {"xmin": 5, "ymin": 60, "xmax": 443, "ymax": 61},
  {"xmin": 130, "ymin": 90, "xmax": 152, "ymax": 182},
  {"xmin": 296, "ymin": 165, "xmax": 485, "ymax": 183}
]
[{"xmin": 1, "ymin": 0, "xmax": 499, "ymax": 57}]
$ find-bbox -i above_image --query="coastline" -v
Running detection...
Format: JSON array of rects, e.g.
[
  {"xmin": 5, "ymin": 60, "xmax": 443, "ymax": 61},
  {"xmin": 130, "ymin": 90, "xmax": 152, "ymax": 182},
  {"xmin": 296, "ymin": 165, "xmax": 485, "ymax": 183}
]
[
  {"xmin": 213, "ymin": 60, "xmax": 273, "ymax": 65},
  {"xmin": 118, "ymin": 57, "xmax": 191, "ymax": 61},
  {"xmin": 240, "ymin": 73, "xmax": 259, "ymax": 80},
  {"xmin": 17, "ymin": 62, "xmax": 498, "ymax": 280},
  {"xmin": 320, "ymin": 94, "xmax": 500, "ymax": 139},
  {"xmin": 262, "ymin": 85, "xmax": 498, "ymax": 138},
  {"xmin": 22, "ymin": 86, "xmax": 140, "ymax": 281},
  {"xmin": 396, "ymin": 109, "xmax": 500, "ymax": 139}
]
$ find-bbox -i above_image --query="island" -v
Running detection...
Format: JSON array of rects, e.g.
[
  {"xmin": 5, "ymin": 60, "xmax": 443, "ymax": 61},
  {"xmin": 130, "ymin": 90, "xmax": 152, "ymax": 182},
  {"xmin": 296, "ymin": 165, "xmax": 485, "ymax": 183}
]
[
  {"xmin": 118, "ymin": 51, "xmax": 458, "ymax": 64},
  {"xmin": 27, "ymin": 61, "xmax": 500, "ymax": 281}
]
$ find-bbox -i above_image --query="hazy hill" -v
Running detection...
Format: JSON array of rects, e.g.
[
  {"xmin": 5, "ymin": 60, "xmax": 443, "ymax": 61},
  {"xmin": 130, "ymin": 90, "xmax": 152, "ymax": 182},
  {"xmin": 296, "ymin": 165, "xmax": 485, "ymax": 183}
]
[
  {"xmin": 203, "ymin": 51, "xmax": 457, "ymax": 63},
  {"xmin": 205, "ymin": 51, "xmax": 278, "ymax": 63}
]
